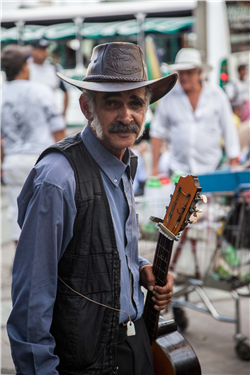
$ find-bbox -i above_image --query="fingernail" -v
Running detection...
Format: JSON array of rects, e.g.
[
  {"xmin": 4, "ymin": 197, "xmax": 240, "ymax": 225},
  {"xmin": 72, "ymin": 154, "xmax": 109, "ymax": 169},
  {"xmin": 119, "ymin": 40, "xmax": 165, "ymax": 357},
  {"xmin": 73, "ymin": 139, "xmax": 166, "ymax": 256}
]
[
  {"xmin": 151, "ymin": 296, "xmax": 156, "ymax": 302},
  {"xmin": 148, "ymin": 286, "xmax": 154, "ymax": 292},
  {"xmin": 154, "ymin": 305, "xmax": 160, "ymax": 311}
]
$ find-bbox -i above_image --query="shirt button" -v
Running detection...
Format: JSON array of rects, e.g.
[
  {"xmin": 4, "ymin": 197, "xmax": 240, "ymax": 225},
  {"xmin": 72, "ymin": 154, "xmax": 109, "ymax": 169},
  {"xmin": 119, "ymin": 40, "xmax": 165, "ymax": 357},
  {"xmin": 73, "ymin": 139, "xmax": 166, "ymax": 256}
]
[{"xmin": 114, "ymin": 178, "xmax": 117, "ymax": 183}]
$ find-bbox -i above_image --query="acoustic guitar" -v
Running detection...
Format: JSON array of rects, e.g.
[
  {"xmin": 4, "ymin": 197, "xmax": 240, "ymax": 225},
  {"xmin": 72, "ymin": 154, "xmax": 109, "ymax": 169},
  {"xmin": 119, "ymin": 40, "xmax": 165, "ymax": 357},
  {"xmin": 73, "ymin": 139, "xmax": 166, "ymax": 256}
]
[{"xmin": 143, "ymin": 175, "xmax": 205, "ymax": 375}]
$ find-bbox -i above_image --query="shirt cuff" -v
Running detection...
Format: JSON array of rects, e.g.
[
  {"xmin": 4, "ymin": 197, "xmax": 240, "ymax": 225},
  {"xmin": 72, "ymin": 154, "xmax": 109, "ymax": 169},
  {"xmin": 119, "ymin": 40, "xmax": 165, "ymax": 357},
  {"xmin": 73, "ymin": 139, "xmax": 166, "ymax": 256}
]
[{"xmin": 139, "ymin": 256, "xmax": 151, "ymax": 269}]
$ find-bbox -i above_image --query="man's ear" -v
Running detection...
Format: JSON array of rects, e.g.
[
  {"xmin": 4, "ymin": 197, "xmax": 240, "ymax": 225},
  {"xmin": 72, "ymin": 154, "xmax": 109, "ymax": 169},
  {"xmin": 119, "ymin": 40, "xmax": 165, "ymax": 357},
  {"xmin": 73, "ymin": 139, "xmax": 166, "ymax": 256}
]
[{"xmin": 79, "ymin": 94, "xmax": 93, "ymax": 121}]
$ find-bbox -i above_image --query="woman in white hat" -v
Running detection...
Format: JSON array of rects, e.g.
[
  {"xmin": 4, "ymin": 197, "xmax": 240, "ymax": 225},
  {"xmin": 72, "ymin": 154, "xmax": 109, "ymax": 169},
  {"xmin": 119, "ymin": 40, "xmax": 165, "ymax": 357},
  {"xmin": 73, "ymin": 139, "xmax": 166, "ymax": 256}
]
[{"xmin": 150, "ymin": 48, "xmax": 240, "ymax": 176}]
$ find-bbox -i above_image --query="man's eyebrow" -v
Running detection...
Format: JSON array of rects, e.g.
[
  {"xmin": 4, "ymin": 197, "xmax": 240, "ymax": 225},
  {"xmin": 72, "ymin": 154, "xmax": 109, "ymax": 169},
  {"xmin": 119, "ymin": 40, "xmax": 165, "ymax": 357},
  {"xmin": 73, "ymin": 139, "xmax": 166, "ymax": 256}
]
[
  {"xmin": 102, "ymin": 93, "xmax": 146, "ymax": 105},
  {"xmin": 130, "ymin": 95, "xmax": 146, "ymax": 105}
]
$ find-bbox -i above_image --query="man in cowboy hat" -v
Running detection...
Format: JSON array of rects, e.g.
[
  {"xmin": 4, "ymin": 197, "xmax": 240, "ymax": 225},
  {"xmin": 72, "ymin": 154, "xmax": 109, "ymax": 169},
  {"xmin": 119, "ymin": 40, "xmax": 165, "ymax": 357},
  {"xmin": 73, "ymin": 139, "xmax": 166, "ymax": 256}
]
[
  {"xmin": 7, "ymin": 42, "xmax": 176, "ymax": 375},
  {"xmin": 150, "ymin": 48, "xmax": 240, "ymax": 176}
]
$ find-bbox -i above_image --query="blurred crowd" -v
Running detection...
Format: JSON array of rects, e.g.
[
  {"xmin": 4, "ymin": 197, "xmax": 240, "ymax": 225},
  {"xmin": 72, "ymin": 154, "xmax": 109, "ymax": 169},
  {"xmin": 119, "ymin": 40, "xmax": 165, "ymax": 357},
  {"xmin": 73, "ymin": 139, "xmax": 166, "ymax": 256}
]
[
  {"xmin": 1, "ymin": 40, "xmax": 249, "ymax": 245},
  {"xmin": 1, "ymin": 40, "xmax": 67, "ymax": 245},
  {"xmin": 133, "ymin": 49, "xmax": 249, "ymax": 197}
]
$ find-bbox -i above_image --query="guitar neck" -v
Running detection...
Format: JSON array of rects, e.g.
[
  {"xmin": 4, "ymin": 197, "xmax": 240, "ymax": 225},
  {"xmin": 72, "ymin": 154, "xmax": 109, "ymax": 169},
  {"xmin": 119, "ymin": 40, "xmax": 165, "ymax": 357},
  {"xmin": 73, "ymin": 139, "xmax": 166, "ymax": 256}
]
[{"xmin": 143, "ymin": 233, "xmax": 174, "ymax": 345}]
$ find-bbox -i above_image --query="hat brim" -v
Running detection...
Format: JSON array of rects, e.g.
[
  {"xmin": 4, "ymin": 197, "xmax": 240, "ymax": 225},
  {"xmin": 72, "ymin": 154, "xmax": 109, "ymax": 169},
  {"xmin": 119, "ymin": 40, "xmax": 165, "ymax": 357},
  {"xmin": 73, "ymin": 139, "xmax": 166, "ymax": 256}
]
[
  {"xmin": 57, "ymin": 72, "xmax": 178, "ymax": 104},
  {"xmin": 168, "ymin": 62, "xmax": 212, "ymax": 73}
]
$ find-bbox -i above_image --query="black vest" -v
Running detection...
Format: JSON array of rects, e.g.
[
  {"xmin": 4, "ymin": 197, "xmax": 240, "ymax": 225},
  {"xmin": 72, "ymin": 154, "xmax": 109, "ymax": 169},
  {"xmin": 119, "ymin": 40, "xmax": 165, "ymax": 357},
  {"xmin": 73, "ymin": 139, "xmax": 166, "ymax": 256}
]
[{"xmin": 37, "ymin": 133, "xmax": 138, "ymax": 375}]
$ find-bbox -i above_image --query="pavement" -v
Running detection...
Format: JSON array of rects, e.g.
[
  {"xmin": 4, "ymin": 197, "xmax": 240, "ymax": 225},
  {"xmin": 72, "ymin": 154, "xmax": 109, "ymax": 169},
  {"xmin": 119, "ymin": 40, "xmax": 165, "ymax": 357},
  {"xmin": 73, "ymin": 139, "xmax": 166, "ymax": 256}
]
[{"xmin": 1, "ymin": 184, "xmax": 250, "ymax": 375}]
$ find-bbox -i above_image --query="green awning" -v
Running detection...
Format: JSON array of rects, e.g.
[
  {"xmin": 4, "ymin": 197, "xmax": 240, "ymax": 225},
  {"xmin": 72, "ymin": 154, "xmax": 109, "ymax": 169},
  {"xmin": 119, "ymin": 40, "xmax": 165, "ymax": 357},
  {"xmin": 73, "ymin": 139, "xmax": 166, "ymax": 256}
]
[{"xmin": 1, "ymin": 17, "xmax": 194, "ymax": 43}]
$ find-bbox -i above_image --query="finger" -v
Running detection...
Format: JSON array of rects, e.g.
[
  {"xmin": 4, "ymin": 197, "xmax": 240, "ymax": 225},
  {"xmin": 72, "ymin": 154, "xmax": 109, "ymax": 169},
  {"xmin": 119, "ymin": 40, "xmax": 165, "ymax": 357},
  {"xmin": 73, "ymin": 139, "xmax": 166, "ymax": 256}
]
[
  {"xmin": 152, "ymin": 301, "xmax": 170, "ymax": 311},
  {"xmin": 151, "ymin": 294, "xmax": 172, "ymax": 310},
  {"xmin": 154, "ymin": 284, "xmax": 173, "ymax": 295},
  {"xmin": 152, "ymin": 296, "xmax": 172, "ymax": 306},
  {"xmin": 154, "ymin": 273, "xmax": 174, "ymax": 294},
  {"xmin": 152, "ymin": 285, "xmax": 173, "ymax": 297},
  {"xmin": 153, "ymin": 290, "xmax": 173, "ymax": 302}
]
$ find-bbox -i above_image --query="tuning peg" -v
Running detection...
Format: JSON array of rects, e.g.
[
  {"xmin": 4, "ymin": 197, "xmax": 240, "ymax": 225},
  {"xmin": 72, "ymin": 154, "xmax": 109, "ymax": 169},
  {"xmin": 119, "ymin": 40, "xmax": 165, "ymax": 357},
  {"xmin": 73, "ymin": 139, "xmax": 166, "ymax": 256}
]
[
  {"xmin": 150, "ymin": 216, "xmax": 163, "ymax": 224},
  {"xmin": 200, "ymin": 195, "xmax": 207, "ymax": 203},
  {"xmin": 188, "ymin": 219, "xmax": 197, "ymax": 224}
]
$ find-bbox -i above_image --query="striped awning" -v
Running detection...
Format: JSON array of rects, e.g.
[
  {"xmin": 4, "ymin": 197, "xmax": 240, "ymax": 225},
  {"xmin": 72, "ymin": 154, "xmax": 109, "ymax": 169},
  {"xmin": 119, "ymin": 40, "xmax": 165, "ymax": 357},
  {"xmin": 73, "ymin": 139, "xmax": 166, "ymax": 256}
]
[{"xmin": 1, "ymin": 17, "xmax": 194, "ymax": 42}]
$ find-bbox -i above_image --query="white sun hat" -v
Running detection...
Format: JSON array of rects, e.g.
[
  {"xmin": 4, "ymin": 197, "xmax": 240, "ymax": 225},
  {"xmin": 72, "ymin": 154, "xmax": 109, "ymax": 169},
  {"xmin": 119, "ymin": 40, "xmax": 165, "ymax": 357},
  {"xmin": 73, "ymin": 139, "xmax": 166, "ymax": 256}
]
[{"xmin": 169, "ymin": 48, "xmax": 212, "ymax": 73}]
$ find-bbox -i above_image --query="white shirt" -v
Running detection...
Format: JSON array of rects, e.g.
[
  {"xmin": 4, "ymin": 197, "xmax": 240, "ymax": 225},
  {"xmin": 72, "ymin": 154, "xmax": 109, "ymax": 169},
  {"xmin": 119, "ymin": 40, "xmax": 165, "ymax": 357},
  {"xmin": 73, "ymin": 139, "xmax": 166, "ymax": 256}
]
[
  {"xmin": 1, "ymin": 80, "xmax": 65, "ymax": 155},
  {"xmin": 29, "ymin": 60, "xmax": 61, "ymax": 91},
  {"xmin": 150, "ymin": 82, "xmax": 240, "ymax": 175},
  {"xmin": 224, "ymin": 79, "xmax": 249, "ymax": 108}
]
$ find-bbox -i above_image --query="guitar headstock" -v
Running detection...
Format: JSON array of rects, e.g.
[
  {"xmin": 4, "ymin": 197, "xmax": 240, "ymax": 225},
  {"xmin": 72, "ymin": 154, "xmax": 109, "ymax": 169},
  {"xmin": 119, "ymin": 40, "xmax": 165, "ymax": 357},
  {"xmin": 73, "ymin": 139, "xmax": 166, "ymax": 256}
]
[{"xmin": 161, "ymin": 175, "xmax": 205, "ymax": 239}]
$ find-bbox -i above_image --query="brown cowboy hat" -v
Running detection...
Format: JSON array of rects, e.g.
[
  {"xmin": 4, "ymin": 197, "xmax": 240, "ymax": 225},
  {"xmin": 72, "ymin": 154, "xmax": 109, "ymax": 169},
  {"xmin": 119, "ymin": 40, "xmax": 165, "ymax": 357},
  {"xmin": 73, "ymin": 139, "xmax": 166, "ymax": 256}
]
[{"xmin": 57, "ymin": 42, "xmax": 178, "ymax": 104}]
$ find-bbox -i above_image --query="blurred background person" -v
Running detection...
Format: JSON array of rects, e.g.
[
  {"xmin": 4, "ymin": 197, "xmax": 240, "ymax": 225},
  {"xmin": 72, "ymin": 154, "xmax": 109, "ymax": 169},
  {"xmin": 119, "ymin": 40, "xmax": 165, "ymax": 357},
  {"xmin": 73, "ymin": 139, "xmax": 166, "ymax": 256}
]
[
  {"xmin": 241, "ymin": 98, "xmax": 250, "ymax": 123},
  {"xmin": 130, "ymin": 141, "xmax": 149, "ymax": 196},
  {"xmin": 1, "ymin": 44, "xmax": 65, "ymax": 246},
  {"xmin": 224, "ymin": 64, "xmax": 249, "ymax": 120},
  {"xmin": 150, "ymin": 48, "xmax": 240, "ymax": 177},
  {"xmin": 29, "ymin": 39, "xmax": 69, "ymax": 118}
]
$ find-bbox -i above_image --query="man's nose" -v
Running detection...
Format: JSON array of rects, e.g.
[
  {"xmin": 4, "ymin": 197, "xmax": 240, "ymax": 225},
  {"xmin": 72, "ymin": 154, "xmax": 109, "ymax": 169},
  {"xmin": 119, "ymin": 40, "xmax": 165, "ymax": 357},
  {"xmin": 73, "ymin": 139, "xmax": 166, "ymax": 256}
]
[{"xmin": 117, "ymin": 105, "xmax": 133, "ymax": 124}]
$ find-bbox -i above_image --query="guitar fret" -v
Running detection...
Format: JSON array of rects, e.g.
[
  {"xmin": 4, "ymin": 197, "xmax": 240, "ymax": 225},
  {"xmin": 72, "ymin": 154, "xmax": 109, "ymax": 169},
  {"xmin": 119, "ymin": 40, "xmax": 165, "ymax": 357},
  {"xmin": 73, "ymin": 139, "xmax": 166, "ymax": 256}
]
[{"xmin": 155, "ymin": 254, "xmax": 168, "ymax": 263}]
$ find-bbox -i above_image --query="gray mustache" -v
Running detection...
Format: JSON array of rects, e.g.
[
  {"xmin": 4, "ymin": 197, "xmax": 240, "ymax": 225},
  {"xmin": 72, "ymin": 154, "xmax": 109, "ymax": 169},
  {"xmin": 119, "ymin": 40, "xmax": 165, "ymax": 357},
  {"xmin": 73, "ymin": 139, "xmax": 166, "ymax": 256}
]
[{"xmin": 108, "ymin": 121, "xmax": 139, "ymax": 134}]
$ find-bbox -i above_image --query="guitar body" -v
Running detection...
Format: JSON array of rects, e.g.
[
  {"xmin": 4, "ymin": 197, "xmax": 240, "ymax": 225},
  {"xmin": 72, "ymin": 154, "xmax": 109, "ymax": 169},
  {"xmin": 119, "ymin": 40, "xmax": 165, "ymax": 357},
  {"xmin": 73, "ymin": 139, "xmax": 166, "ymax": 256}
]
[{"xmin": 152, "ymin": 320, "xmax": 201, "ymax": 375}]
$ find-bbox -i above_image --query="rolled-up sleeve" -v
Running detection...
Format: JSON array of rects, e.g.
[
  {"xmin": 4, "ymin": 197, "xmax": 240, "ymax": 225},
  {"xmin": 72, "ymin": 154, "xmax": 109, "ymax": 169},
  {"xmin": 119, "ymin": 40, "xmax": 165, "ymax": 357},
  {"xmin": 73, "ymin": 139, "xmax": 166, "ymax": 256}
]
[{"xmin": 7, "ymin": 163, "xmax": 76, "ymax": 374}]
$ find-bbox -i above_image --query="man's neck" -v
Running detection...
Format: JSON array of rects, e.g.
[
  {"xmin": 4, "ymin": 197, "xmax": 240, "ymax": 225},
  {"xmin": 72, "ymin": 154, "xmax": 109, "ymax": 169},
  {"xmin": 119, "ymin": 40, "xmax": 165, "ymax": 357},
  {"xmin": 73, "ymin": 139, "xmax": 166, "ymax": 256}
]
[
  {"xmin": 184, "ymin": 82, "xmax": 202, "ymax": 96},
  {"xmin": 33, "ymin": 61, "xmax": 44, "ymax": 66},
  {"xmin": 184, "ymin": 82, "xmax": 202, "ymax": 112},
  {"xmin": 14, "ymin": 73, "xmax": 28, "ymax": 81}
]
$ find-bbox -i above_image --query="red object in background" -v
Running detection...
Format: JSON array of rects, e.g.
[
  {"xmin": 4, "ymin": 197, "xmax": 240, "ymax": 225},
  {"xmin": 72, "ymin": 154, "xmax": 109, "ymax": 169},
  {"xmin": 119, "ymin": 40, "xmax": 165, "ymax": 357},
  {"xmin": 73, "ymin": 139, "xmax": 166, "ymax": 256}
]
[{"xmin": 220, "ymin": 72, "xmax": 228, "ymax": 82}]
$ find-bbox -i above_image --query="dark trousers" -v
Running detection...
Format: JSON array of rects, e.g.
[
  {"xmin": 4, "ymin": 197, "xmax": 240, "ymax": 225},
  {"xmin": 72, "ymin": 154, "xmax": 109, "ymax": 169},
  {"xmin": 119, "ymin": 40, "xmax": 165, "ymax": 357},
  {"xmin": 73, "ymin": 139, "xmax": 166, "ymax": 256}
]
[{"xmin": 115, "ymin": 317, "xmax": 155, "ymax": 375}]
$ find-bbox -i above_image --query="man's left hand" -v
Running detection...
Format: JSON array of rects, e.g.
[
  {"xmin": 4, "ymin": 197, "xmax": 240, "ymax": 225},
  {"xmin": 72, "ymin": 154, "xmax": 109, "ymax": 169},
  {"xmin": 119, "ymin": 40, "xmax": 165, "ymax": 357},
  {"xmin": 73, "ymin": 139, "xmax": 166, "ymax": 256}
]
[{"xmin": 140, "ymin": 265, "xmax": 174, "ymax": 311}]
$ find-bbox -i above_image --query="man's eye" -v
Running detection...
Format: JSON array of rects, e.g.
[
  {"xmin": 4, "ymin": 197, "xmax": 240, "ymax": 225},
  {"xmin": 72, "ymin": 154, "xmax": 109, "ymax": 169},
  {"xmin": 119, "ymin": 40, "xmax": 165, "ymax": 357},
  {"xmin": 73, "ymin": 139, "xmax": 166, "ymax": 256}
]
[
  {"xmin": 131, "ymin": 101, "xmax": 143, "ymax": 108},
  {"xmin": 105, "ymin": 100, "xmax": 116, "ymax": 107}
]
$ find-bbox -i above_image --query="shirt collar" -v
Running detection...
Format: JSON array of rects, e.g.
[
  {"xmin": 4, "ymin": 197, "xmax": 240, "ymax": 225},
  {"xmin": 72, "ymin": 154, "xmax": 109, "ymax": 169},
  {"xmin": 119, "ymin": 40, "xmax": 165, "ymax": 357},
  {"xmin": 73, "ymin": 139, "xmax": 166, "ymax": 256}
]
[{"xmin": 81, "ymin": 125, "xmax": 131, "ymax": 187}]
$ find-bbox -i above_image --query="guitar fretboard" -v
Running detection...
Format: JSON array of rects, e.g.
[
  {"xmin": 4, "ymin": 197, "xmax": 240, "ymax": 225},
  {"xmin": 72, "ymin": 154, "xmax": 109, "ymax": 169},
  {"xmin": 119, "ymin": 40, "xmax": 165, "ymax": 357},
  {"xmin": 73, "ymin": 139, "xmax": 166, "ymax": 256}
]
[{"xmin": 143, "ymin": 233, "xmax": 174, "ymax": 344}]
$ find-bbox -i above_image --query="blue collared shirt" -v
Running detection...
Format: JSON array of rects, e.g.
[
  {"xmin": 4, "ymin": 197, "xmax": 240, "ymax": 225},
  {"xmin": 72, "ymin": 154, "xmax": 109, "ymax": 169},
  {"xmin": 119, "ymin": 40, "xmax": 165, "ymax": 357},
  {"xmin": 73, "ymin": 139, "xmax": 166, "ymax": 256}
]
[{"xmin": 7, "ymin": 126, "xmax": 150, "ymax": 375}]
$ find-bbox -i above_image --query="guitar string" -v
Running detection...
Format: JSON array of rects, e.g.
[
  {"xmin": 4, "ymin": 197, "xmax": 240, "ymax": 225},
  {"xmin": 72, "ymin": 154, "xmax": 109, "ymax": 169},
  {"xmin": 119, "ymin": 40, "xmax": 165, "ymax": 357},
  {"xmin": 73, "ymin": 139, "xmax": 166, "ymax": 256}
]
[
  {"xmin": 148, "ymin": 234, "xmax": 170, "ymax": 329},
  {"xmin": 147, "ymin": 236, "xmax": 166, "ymax": 337},
  {"xmin": 147, "ymin": 232, "xmax": 164, "ymax": 339}
]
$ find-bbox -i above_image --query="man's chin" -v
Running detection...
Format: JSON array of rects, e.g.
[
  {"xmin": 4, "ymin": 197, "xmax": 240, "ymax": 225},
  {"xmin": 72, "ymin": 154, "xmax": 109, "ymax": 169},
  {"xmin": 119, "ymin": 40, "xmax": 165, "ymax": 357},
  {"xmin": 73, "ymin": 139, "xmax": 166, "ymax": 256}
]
[{"xmin": 112, "ymin": 132, "xmax": 137, "ymax": 146}]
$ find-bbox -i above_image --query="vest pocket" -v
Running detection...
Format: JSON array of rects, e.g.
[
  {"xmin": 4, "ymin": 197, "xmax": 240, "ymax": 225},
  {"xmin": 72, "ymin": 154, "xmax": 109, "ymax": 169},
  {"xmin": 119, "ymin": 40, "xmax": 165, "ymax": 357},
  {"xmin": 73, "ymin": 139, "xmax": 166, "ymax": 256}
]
[{"xmin": 52, "ymin": 293, "xmax": 113, "ymax": 370}]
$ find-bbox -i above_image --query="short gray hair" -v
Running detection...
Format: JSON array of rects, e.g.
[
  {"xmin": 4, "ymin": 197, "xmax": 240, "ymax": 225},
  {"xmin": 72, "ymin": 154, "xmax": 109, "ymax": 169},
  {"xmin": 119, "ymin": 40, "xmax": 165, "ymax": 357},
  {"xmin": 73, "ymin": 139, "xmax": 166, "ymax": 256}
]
[{"xmin": 80, "ymin": 89, "xmax": 96, "ymax": 114}]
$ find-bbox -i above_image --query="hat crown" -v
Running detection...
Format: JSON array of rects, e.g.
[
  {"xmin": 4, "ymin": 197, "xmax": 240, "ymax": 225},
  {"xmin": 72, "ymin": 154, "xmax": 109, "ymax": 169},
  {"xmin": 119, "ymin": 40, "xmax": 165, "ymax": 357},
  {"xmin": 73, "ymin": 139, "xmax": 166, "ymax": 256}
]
[
  {"xmin": 84, "ymin": 42, "xmax": 148, "ymax": 82},
  {"xmin": 175, "ymin": 48, "xmax": 202, "ymax": 67}
]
